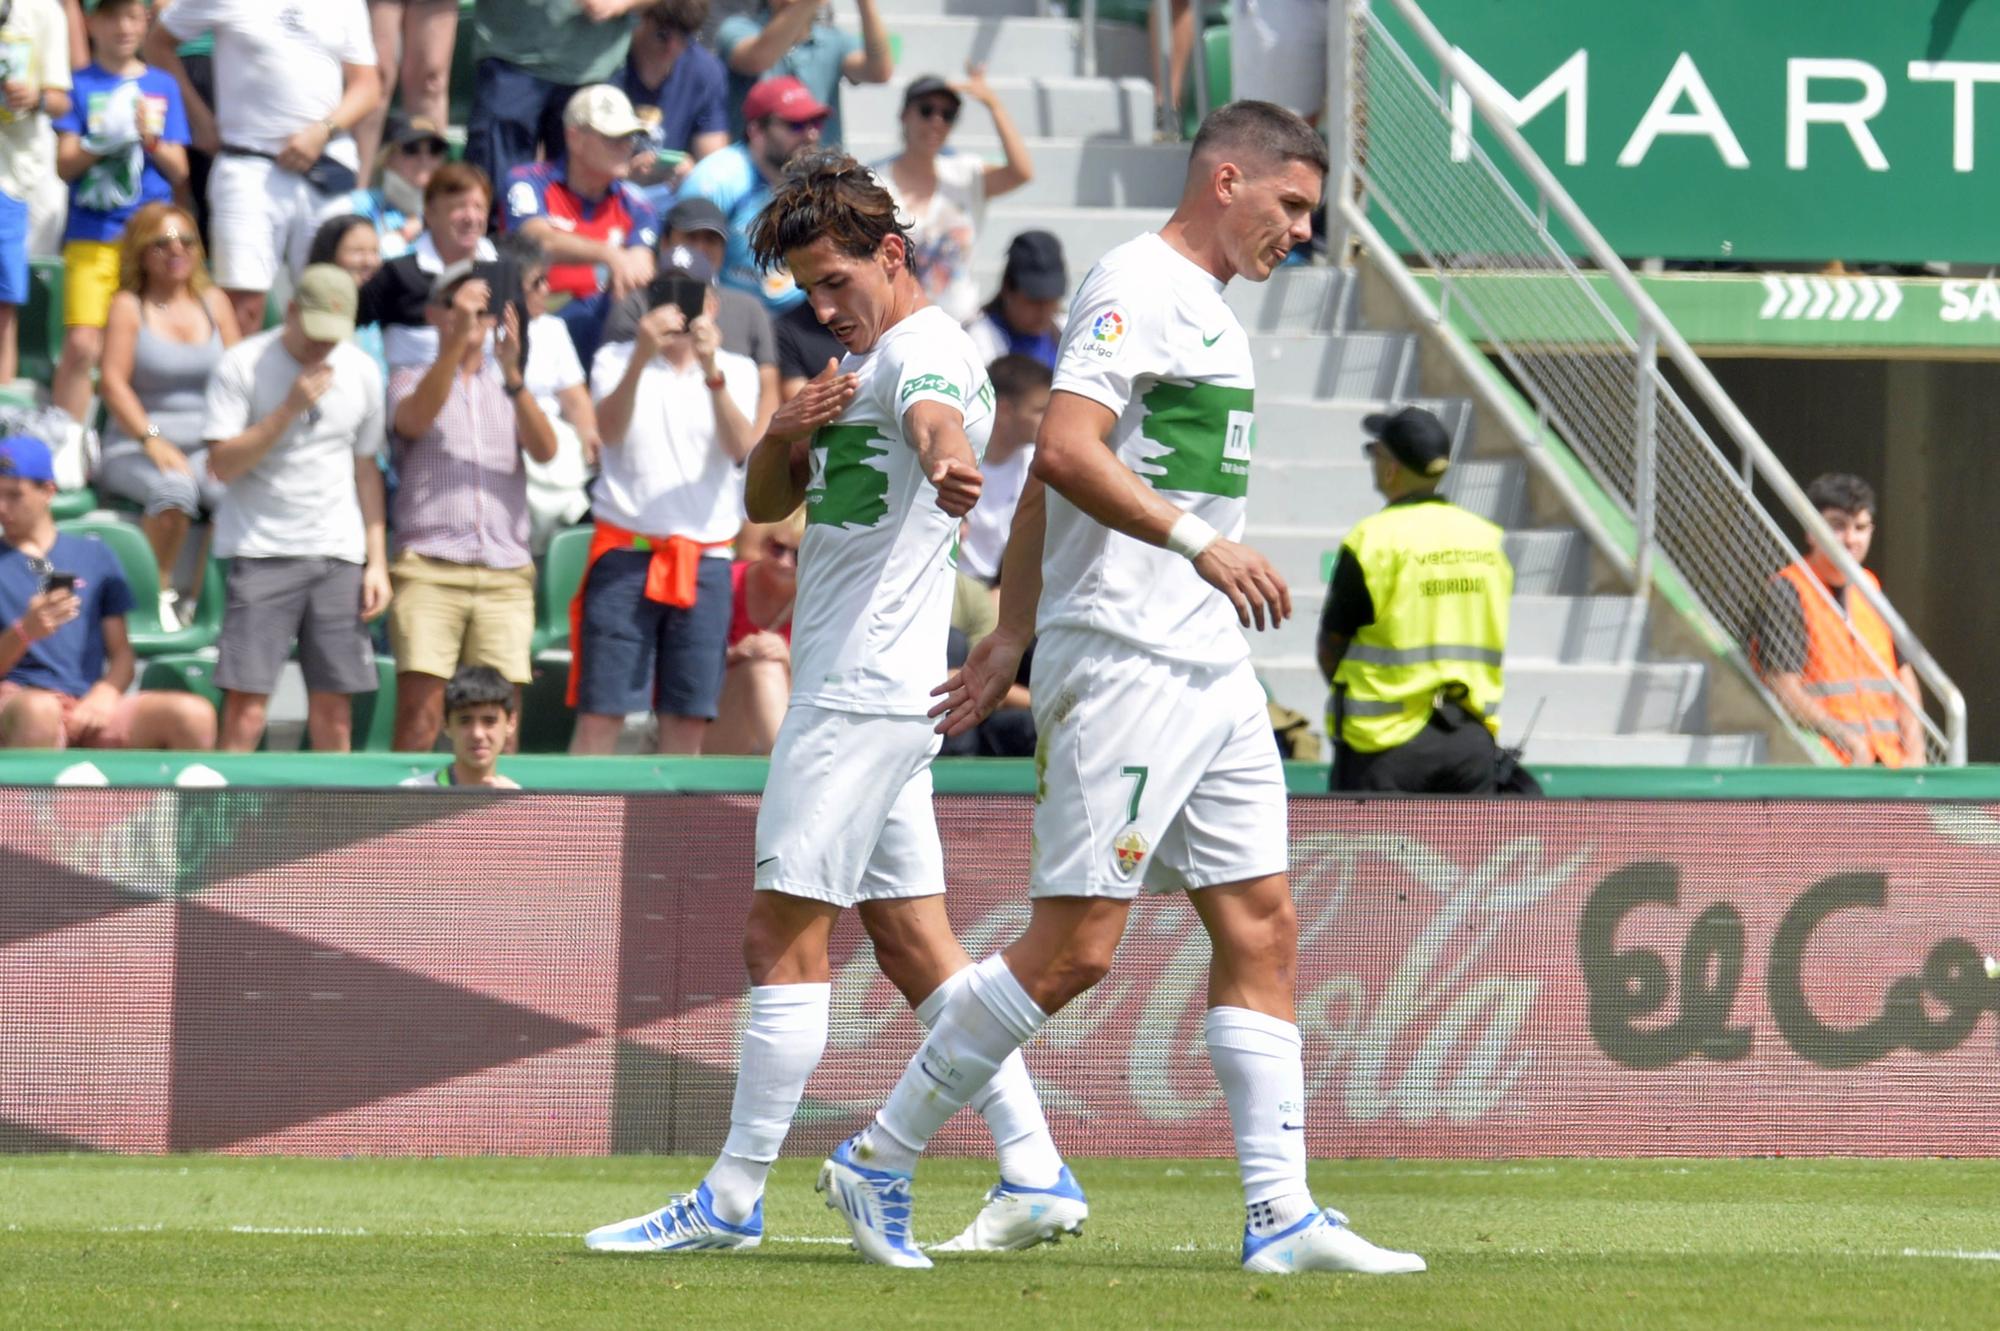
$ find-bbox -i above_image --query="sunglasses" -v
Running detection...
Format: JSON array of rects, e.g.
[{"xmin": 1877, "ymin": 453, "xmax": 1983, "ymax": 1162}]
[
  {"xmin": 148, "ymin": 230, "xmax": 192, "ymax": 252},
  {"xmin": 910, "ymin": 101, "xmax": 958, "ymax": 124},
  {"xmin": 398, "ymin": 139, "xmax": 447, "ymax": 158},
  {"xmin": 782, "ymin": 114, "xmax": 829, "ymax": 134}
]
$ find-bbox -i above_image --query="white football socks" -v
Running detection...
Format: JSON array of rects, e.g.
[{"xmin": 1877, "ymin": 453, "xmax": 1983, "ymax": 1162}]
[
  {"xmin": 916, "ymin": 965, "xmax": 1064, "ymax": 1190},
  {"xmin": 862, "ymin": 954, "xmax": 1047, "ymax": 1175},
  {"xmin": 1205, "ymin": 1005, "xmax": 1316, "ymax": 1235},
  {"xmin": 705, "ymin": 982, "xmax": 831, "ymax": 1224}
]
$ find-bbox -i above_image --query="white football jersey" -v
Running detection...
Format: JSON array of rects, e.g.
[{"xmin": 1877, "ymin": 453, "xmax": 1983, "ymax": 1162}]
[
  {"xmin": 1041, "ymin": 233, "xmax": 1256, "ymax": 666},
  {"xmin": 790, "ymin": 305, "xmax": 996, "ymax": 715}
]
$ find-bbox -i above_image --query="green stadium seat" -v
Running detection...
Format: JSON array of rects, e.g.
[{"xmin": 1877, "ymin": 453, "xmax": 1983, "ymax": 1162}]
[
  {"xmin": 531, "ymin": 524, "xmax": 592, "ymax": 656},
  {"xmin": 516, "ymin": 654, "xmax": 575, "ymax": 753},
  {"xmin": 138, "ymin": 651, "xmax": 221, "ymax": 710},
  {"xmin": 49, "ymin": 487, "xmax": 96, "ymax": 520},
  {"xmin": 20, "ymin": 259, "xmax": 62, "ymax": 391},
  {"xmin": 56, "ymin": 517, "xmax": 219, "ymax": 655},
  {"xmin": 1180, "ymin": 23, "xmax": 1231, "ymax": 140}
]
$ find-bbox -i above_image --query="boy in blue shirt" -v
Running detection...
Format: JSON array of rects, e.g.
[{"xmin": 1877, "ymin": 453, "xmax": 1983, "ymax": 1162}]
[
  {"xmin": 50, "ymin": 0, "xmax": 189, "ymax": 423},
  {"xmin": 0, "ymin": 436, "xmax": 214, "ymax": 749}
]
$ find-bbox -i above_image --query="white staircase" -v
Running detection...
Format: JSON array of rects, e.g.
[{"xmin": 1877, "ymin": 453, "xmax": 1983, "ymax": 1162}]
[{"xmin": 854, "ymin": 0, "xmax": 1767, "ymax": 766}]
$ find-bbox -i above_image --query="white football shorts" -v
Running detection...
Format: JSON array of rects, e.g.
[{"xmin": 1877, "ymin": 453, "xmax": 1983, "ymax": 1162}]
[
  {"xmin": 754, "ymin": 704, "xmax": 946, "ymax": 908},
  {"xmin": 1028, "ymin": 627, "xmax": 1289, "ymax": 899}
]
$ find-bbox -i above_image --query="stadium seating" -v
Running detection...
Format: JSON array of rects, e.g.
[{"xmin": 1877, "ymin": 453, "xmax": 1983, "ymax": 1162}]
[
  {"xmin": 56, "ymin": 517, "xmax": 222, "ymax": 655},
  {"xmin": 531, "ymin": 524, "xmax": 590, "ymax": 657},
  {"xmin": 20, "ymin": 259, "xmax": 63, "ymax": 391}
]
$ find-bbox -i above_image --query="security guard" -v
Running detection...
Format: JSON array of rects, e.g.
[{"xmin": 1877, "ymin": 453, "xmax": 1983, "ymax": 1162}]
[{"xmin": 1317, "ymin": 407, "xmax": 1514, "ymax": 793}]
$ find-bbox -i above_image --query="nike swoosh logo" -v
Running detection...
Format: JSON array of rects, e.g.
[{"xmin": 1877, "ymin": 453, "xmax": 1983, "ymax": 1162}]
[
  {"xmin": 756, "ymin": 856, "xmax": 778, "ymax": 869},
  {"xmin": 1201, "ymin": 330, "xmax": 1226, "ymax": 346},
  {"xmin": 1280, "ymin": 1121, "xmax": 1306, "ymax": 1132}
]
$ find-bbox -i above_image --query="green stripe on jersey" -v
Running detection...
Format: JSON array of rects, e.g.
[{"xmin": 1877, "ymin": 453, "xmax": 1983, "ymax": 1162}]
[
  {"xmin": 1138, "ymin": 381, "xmax": 1255, "ymax": 498},
  {"xmin": 807, "ymin": 425, "xmax": 891, "ymax": 529}
]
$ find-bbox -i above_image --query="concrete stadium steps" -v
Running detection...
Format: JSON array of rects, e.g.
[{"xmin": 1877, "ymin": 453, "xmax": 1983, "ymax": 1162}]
[
  {"xmin": 1226, "ymin": 266, "xmax": 1353, "ymax": 334},
  {"xmin": 1507, "ymin": 595, "xmax": 1650, "ymax": 664},
  {"xmin": 1252, "ymin": 397, "xmax": 1472, "ymax": 464},
  {"xmin": 1248, "ymin": 457, "xmax": 1525, "ymax": 530},
  {"xmin": 1254, "ymin": 527, "xmax": 1593, "ymax": 600},
  {"xmin": 1257, "ymin": 658, "xmax": 1712, "ymax": 737},
  {"xmin": 864, "ymin": 16, "xmax": 1153, "ymax": 80},
  {"xmin": 973, "ymin": 204, "xmax": 1170, "ymax": 269},
  {"xmin": 1247, "ymin": 332, "xmax": 1420, "ymax": 401},
  {"xmin": 843, "ymin": 136, "xmax": 1190, "ymax": 208},
  {"xmin": 845, "ymin": 77, "xmax": 1155, "ymax": 142}
]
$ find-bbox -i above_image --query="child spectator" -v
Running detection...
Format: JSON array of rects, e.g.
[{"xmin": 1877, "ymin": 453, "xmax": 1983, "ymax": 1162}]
[
  {"xmin": 707, "ymin": 508, "xmax": 800, "ymax": 756},
  {"xmin": 0, "ymin": 0, "xmax": 73, "ymax": 386},
  {"xmin": 50, "ymin": 0, "xmax": 189, "ymax": 426},
  {"xmin": 0, "ymin": 434, "xmax": 216, "ymax": 750},
  {"xmin": 399, "ymin": 664, "xmax": 521, "ymax": 787}
]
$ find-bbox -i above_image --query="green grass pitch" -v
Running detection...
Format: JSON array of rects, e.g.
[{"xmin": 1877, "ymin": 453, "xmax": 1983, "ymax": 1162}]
[{"xmin": 6, "ymin": 1155, "xmax": 1999, "ymax": 1329}]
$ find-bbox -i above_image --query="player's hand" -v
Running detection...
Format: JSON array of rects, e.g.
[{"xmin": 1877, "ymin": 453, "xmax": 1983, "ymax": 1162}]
[
  {"xmin": 66, "ymin": 684, "xmax": 119, "ymax": 742},
  {"xmin": 359, "ymin": 560, "xmax": 392, "ymax": 621},
  {"xmin": 1192, "ymin": 537, "xmax": 1291, "ymax": 631},
  {"xmin": 15, "ymin": 587, "xmax": 79, "ymax": 642},
  {"xmin": 929, "ymin": 630, "xmax": 1025, "ymax": 737},
  {"xmin": 766, "ymin": 358, "xmax": 857, "ymax": 444},
  {"xmin": 633, "ymin": 302, "xmax": 687, "ymax": 362},
  {"xmin": 284, "ymin": 363, "xmax": 336, "ymax": 417},
  {"xmin": 930, "ymin": 456, "xmax": 981, "ymax": 518}
]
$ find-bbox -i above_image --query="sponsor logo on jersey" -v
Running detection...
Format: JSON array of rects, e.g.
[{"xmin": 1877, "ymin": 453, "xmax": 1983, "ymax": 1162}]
[
  {"xmin": 1081, "ymin": 307, "xmax": 1129, "ymax": 361},
  {"xmin": 899, "ymin": 372, "xmax": 963, "ymax": 403}
]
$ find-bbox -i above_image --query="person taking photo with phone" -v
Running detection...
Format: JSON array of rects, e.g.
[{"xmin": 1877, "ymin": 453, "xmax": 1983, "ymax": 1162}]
[
  {"xmin": 568, "ymin": 245, "xmax": 758, "ymax": 755},
  {"xmin": 385, "ymin": 259, "xmax": 559, "ymax": 754},
  {"xmin": 0, "ymin": 435, "xmax": 215, "ymax": 751}
]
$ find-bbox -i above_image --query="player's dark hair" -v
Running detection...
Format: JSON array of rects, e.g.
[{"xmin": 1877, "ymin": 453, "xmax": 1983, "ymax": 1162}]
[
  {"xmin": 1806, "ymin": 472, "xmax": 1875, "ymax": 519},
  {"xmin": 987, "ymin": 353, "xmax": 1053, "ymax": 402},
  {"xmin": 750, "ymin": 150, "xmax": 913, "ymax": 275},
  {"xmin": 1190, "ymin": 100, "xmax": 1331, "ymax": 180},
  {"xmin": 444, "ymin": 665, "xmax": 516, "ymax": 717}
]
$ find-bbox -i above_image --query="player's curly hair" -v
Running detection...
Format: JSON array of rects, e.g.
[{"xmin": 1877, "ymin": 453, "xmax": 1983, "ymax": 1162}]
[{"xmin": 748, "ymin": 150, "xmax": 913, "ymax": 275}]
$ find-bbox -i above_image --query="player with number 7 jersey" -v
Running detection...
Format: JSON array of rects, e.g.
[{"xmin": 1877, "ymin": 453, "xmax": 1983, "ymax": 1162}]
[{"xmin": 825, "ymin": 102, "xmax": 1426, "ymax": 1279}]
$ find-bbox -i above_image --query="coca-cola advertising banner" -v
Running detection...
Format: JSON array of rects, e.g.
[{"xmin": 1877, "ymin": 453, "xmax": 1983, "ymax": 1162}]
[{"xmin": 5, "ymin": 788, "xmax": 1999, "ymax": 1157}]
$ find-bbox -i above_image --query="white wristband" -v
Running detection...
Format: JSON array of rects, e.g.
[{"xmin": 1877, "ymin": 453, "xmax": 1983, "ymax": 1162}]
[{"xmin": 1165, "ymin": 511, "xmax": 1220, "ymax": 561}]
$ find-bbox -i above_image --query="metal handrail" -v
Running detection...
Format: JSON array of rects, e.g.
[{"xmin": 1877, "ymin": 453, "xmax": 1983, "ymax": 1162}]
[{"xmin": 1356, "ymin": 0, "xmax": 1967, "ymax": 764}]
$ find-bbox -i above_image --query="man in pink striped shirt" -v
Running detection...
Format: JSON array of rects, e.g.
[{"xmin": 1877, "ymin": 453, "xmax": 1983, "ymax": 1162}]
[{"xmin": 386, "ymin": 259, "xmax": 559, "ymax": 752}]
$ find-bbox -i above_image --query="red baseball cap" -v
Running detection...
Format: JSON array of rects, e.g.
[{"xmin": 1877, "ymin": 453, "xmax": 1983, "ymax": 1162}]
[{"xmin": 742, "ymin": 76, "xmax": 831, "ymax": 124}]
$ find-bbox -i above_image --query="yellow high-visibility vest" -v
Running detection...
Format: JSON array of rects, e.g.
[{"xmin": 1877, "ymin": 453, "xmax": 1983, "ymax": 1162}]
[{"xmin": 1330, "ymin": 497, "xmax": 1513, "ymax": 753}]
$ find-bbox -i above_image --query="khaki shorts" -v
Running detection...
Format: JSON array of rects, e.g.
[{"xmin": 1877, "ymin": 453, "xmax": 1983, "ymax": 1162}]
[{"xmin": 388, "ymin": 552, "xmax": 536, "ymax": 684}]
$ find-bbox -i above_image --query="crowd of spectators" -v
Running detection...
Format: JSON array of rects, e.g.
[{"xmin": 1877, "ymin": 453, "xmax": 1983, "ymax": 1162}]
[{"xmin": 0, "ymin": 0, "xmax": 1075, "ymax": 758}]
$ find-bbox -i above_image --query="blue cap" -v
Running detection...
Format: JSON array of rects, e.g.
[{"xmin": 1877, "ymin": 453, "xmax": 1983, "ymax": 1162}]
[{"xmin": 0, "ymin": 435, "xmax": 54, "ymax": 484}]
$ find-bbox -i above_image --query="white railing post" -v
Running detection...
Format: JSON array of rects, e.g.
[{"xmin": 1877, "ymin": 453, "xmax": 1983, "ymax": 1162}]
[
  {"xmin": 1153, "ymin": 0, "xmax": 1179, "ymax": 138},
  {"xmin": 1080, "ymin": 0, "xmax": 1098, "ymax": 77},
  {"xmin": 1628, "ymin": 328, "xmax": 1659, "ymax": 662}
]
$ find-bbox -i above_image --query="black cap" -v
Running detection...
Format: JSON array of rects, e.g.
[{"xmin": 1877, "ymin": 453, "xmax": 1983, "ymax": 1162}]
[
  {"xmin": 1363, "ymin": 406, "xmax": 1452, "ymax": 478},
  {"xmin": 665, "ymin": 196, "xmax": 729, "ymax": 239},
  {"xmin": 388, "ymin": 115, "xmax": 449, "ymax": 153},
  {"xmin": 901, "ymin": 75, "xmax": 962, "ymax": 112},
  {"xmin": 1001, "ymin": 230, "xmax": 1067, "ymax": 301}
]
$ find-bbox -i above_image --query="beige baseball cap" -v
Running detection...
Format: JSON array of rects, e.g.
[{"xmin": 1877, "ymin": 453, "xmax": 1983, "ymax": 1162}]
[
  {"xmin": 294, "ymin": 264, "xmax": 359, "ymax": 342},
  {"xmin": 564, "ymin": 84, "xmax": 645, "ymax": 139}
]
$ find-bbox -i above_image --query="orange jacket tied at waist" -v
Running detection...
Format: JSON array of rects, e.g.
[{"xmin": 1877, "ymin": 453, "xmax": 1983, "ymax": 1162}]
[{"xmin": 566, "ymin": 520, "xmax": 733, "ymax": 707}]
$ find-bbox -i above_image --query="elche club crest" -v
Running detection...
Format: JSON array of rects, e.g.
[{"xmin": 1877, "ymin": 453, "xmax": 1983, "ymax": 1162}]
[{"xmin": 1112, "ymin": 825, "xmax": 1149, "ymax": 879}]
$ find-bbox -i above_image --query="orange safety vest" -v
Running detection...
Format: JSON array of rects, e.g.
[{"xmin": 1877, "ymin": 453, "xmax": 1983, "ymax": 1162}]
[{"xmin": 1768, "ymin": 562, "xmax": 1909, "ymax": 767}]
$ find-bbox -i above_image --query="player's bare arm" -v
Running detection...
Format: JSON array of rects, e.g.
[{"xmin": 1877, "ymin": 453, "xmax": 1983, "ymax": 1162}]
[
  {"xmin": 904, "ymin": 399, "xmax": 982, "ymax": 519},
  {"xmin": 1034, "ymin": 390, "xmax": 1292, "ymax": 631},
  {"xmin": 745, "ymin": 357, "xmax": 858, "ymax": 521}
]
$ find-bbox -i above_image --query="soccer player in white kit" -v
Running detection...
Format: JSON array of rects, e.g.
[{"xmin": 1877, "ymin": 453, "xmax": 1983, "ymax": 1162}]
[
  {"xmin": 584, "ymin": 152, "xmax": 1085, "ymax": 1257},
  {"xmin": 820, "ymin": 103, "xmax": 1426, "ymax": 1275}
]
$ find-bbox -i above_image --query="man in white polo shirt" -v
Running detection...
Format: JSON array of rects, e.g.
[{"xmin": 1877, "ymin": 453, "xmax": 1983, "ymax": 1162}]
[
  {"xmin": 147, "ymin": 0, "xmax": 383, "ymax": 335},
  {"xmin": 570, "ymin": 245, "xmax": 757, "ymax": 755}
]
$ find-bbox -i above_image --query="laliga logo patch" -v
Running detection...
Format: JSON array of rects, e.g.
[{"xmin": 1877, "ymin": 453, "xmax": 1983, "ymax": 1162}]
[
  {"xmin": 1112, "ymin": 825, "xmax": 1149, "ymax": 880},
  {"xmin": 1083, "ymin": 307, "xmax": 1128, "ymax": 360}
]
